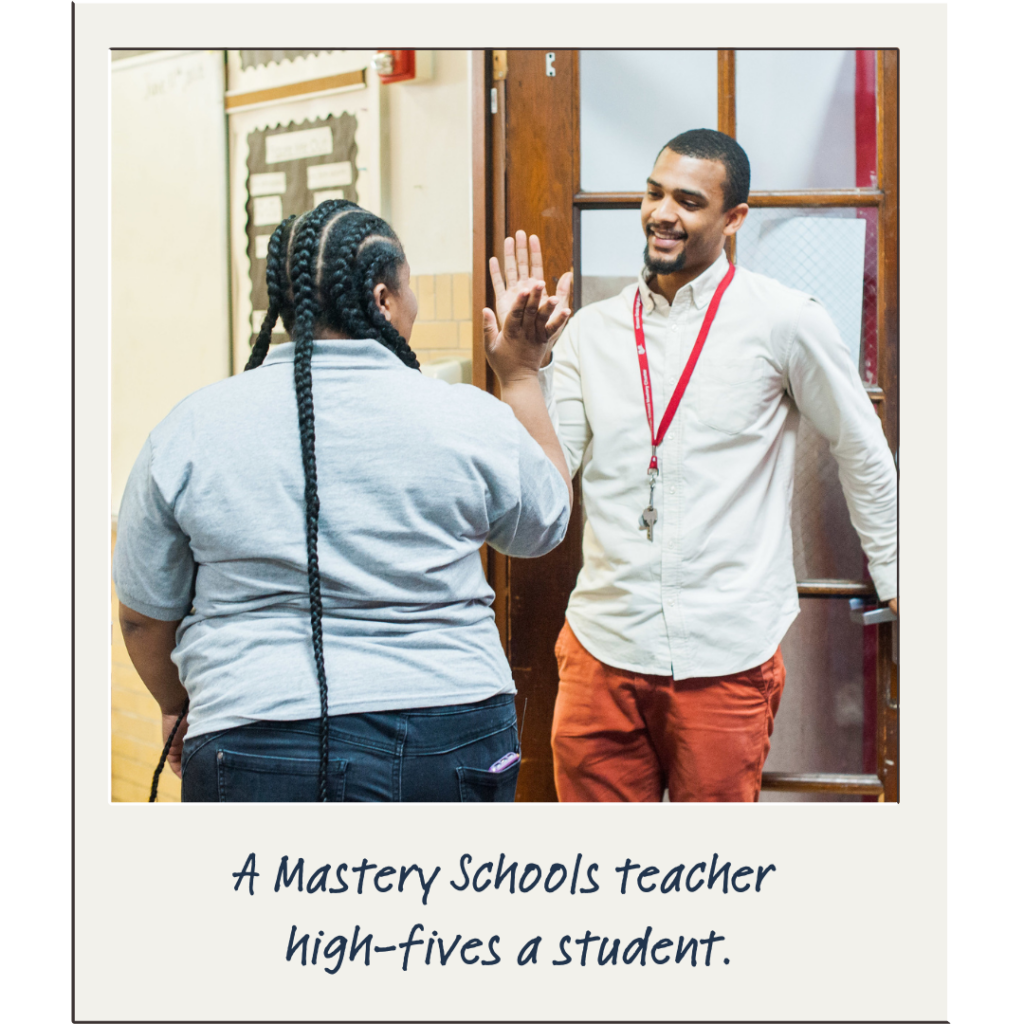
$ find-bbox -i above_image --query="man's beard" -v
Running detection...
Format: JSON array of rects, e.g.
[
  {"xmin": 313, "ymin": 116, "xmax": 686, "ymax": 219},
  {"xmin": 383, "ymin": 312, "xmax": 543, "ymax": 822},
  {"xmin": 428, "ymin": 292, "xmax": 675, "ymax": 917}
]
[{"xmin": 643, "ymin": 235, "xmax": 687, "ymax": 276}]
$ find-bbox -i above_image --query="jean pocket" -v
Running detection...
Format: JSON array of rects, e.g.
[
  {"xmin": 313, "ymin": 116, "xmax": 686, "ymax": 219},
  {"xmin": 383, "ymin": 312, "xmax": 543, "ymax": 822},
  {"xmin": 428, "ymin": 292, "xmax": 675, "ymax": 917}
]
[
  {"xmin": 456, "ymin": 760, "xmax": 521, "ymax": 802},
  {"xmin": 216, "ymin": 748, "xmax": 348, "ymax": 802}
]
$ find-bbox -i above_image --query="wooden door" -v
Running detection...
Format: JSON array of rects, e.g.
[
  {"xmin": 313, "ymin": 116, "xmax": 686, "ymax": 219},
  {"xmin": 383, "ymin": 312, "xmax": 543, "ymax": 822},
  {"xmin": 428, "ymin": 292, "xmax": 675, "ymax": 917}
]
[{"xmin": 472, "ymin": 49, "xmax": 899, "ymax": 802}]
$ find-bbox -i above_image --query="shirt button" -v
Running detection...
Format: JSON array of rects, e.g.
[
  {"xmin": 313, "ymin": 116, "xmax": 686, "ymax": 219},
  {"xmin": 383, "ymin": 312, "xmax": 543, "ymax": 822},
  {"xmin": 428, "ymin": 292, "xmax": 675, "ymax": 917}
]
[
  {"xmin": 669, "ymin": 485, "xmax": 676, "ymax": 494},
  {"xmin": 667, "ymin": 432, "xmax": 674, "ymax": 441}
]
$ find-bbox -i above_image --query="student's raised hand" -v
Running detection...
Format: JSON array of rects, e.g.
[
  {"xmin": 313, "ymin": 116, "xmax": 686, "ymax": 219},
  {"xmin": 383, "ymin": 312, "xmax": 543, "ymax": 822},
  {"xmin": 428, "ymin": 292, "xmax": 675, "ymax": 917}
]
[
  {"xmin": 483, "ymin": 280, "xmax": 570, "ymax": 387},
  {"xmin": 489, "ymin": 230, "xmax": 573, "ymax": 352}
]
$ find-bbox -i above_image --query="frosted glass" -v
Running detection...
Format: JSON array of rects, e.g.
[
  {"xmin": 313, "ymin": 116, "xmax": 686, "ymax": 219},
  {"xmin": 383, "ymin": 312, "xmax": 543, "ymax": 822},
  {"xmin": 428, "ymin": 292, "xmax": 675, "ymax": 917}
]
[
  {"xmin": 580, "ymin": 208, "xmax": 644, "ymax": 276},
  {"xmin": 580, "ymin": 50, "xmax": 718, "ymax": 193},
  {"xmin": 736, "ymin": 208, "xmax": 865, "ymax": 365},
  {"xmin": 579, "ymin": 208, "xmax": 644, "ymax": 307},
  {"xmin": 736, "ymin": 50, "xmax": 857, "ymax": 190}
]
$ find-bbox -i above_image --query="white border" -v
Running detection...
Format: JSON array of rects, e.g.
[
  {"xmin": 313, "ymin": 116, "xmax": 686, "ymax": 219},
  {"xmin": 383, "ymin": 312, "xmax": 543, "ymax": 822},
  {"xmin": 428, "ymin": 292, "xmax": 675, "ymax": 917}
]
[{"xmin": 72, "ymin": 4, "xmax": 953, "ymax": 1022}]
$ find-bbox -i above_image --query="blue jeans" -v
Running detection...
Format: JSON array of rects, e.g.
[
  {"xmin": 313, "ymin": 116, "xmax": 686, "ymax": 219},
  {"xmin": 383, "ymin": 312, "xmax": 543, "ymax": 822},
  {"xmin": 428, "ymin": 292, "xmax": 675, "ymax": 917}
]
[{"xmin": 180, "ymin": 693, "xmax": 520, "ymax": 802}]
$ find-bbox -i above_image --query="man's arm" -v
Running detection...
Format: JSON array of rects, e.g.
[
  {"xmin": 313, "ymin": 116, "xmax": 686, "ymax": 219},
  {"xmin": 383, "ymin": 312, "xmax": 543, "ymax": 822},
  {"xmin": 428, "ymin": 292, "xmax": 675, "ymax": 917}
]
[
  {"xmin": 785, "ymin": 299, "xmax": 898, "ymax": 614},
  {"xmin": 118, "ymin": 603, "xmax": 189, "ymax": 777}
]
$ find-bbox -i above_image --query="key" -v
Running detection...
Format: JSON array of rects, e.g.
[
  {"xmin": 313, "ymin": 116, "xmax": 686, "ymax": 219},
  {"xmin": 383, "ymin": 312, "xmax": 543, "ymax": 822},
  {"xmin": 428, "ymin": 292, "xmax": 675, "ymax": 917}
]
[{"xmin": 639, "ymin": 505, "xmax": 658, "ymax": 541}]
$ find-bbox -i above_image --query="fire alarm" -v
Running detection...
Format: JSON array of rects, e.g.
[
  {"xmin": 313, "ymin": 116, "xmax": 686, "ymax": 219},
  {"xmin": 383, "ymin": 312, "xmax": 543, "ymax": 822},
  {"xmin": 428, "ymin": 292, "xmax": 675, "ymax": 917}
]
[{"xmin": 372, "ymin": 50, "xmax": 433, "ymax": 85}]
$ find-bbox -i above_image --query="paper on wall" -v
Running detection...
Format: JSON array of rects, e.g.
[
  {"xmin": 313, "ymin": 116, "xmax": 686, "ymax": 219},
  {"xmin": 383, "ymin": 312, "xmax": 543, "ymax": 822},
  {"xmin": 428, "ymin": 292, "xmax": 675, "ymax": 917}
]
[
  {"xmin": 307, "ymin": 160, "xmax": 353, "ymax": 189},
  {"xmin": 254, "ymin": 234, "xmax": 271, "ymax": 259},
  {"xmin": 253, "ymin": 195, "xmax": 283, "ymax": 226},
  {"xmin": 248, "ymin": 171, "xmax": 287, "ymax": 196},
  {"xmin": 312, "ymin": 189, "xmax": 347, "ymax": 205},
  {"xmin": 265, "ymin": 125, "xmax": 334, "ymax": 164}
]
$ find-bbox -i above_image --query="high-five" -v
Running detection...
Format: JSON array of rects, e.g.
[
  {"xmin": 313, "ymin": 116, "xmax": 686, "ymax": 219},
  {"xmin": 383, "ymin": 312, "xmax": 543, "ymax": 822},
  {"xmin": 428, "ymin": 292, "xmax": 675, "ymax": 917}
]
[{"xmin": 489, "ymin": 230, "xmax": 573, "ymax": 359}]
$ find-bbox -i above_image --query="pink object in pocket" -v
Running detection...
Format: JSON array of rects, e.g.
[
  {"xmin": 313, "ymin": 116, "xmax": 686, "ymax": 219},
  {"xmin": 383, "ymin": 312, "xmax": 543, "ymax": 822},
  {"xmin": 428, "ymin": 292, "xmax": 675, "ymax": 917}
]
[{"xmin": 488, "ymin": 751, "xmax": 521, "ymax": 773}]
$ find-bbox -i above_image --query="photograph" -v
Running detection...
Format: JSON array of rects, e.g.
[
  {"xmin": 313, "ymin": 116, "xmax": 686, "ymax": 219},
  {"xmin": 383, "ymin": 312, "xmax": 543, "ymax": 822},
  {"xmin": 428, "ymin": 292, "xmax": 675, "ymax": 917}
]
[
  {"xmin": 69, "ymin": 5, "xmax": 953, "ymax": 1021},
  {"xmin": 110, "ymin": 46, "xmax": 900, "ymax": 806}
]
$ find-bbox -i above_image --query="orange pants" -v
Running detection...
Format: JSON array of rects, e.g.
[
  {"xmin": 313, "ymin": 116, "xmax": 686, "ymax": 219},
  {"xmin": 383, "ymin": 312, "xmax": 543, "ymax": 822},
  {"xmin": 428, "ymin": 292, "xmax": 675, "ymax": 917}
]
[{"xmin": 551, "ymin": 621, "xmax": 785, "ymax": 802}]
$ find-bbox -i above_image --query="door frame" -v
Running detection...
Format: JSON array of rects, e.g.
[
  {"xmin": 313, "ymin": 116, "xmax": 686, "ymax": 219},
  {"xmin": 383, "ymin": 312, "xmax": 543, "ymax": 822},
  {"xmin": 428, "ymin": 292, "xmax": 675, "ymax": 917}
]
[{"xmin": 472, "ymin": 49, "xmax": 899, "ymax": 802}]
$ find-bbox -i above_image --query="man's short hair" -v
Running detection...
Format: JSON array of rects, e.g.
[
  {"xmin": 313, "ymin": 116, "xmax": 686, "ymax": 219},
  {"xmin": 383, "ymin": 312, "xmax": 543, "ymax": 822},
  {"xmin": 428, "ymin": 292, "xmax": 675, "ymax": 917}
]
[{"xmin": 660, "ymin": 129, "xmax": 751, "ymax": 211}]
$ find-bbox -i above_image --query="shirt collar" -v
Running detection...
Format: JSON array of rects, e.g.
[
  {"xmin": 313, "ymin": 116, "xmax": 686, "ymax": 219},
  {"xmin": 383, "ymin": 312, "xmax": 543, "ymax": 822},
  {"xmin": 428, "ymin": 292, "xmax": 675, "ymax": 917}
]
[
  {"xmin": 636, "ymin": 249, "xmax": 732, "ymax": 315},
  {"xmin": 261, "ymin": 336, "xmax": 408, "ymax": 371}
]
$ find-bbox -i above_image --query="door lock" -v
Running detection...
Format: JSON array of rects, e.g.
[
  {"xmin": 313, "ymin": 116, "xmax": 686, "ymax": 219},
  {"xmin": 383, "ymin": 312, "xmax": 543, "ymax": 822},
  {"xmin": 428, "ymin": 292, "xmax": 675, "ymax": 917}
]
[{"xmin": 545, "ymin": 52, "xmax": 556, "ymax": 77}]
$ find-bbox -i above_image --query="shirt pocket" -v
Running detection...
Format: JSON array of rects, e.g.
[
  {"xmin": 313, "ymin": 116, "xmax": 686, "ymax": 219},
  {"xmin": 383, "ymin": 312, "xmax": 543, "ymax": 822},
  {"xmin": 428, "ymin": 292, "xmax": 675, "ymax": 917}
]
[{"xmin": 695, "ymin": 358, "xmax": 769, "ymax": 436}]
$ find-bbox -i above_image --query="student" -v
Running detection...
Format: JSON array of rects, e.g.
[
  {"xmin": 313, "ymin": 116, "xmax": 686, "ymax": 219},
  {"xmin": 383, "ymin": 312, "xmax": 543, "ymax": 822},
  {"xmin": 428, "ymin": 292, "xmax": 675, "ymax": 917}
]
[
  {"xmin": 490, "ymin": 129, "xmax": 898, "ymax": 803},
  {"xmin": 114, "ymin": 199, "xmax": 571, "ymax": 802}
]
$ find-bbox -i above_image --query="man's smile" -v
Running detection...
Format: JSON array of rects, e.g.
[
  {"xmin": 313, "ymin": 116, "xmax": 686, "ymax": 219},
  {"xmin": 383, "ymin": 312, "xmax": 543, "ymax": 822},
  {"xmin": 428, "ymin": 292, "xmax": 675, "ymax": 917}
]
[{"xmin": 647, "ymin": 226, "xmax": 685, "ymax": 252}]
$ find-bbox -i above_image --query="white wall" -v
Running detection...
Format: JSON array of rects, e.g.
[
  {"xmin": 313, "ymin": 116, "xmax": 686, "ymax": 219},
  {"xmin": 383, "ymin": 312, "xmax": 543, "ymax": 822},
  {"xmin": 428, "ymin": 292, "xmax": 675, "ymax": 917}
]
[
  {"xmin": 111, "ymin": 50, "xmax": 231, "ymax": 512},
  {"xmin": 385, "ymin": 50, "xmax": 472, "ymax": 276},
  {"xmin": 111, "ymin": 49, "xmax": 472, "ymax": 512}
]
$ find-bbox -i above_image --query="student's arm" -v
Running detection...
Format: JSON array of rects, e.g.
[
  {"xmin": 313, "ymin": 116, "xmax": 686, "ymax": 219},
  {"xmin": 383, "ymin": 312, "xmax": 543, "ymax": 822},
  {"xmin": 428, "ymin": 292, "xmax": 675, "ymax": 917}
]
[
  {"xmin": 113, "ymin": 435, "xmax": 197, "ymax": 774},
  {"xmin": 118, "ymin": 604, "xmax": 189, "ymax": 776},
  {"xmin": 483, "ymin": 281, "xmax": 572, "ymax": 508}
]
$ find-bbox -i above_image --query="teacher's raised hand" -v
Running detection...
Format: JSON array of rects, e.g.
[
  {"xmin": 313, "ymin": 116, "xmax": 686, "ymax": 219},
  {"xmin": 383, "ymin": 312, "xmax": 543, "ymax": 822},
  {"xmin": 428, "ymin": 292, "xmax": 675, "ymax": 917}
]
[
  {"xmin": 489, "ymin": 230, "xmax": 573, "ymax": 355},
  {"xmin": 483, "ymin": 280, "xmax": 568, "ymax": 386},
  {"xmin": 482, "ymin": 280, "xmax": 572, "ymax": 504}
]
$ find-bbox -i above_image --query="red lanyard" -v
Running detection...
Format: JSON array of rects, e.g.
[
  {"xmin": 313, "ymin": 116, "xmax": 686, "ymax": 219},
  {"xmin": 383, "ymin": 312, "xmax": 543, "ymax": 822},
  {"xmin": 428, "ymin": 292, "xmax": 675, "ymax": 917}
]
[{"xmin": 633, "ymin": 261, "xmax": 736, "ymax": 474}]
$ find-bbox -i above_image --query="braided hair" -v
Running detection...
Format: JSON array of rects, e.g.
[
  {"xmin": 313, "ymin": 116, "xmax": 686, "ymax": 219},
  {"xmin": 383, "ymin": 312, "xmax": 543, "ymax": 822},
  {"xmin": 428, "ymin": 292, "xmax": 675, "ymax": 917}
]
[{"xmin": 246, "ymin": 200, "xmax": 420, "ymax": 801}]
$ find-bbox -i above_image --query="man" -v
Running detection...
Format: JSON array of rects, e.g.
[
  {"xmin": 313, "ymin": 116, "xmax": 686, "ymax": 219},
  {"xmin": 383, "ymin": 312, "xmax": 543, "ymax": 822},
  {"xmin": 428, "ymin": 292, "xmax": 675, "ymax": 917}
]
[{"xmin": 489, "ymin": 128, "xmax": 897, "ymax": 803}]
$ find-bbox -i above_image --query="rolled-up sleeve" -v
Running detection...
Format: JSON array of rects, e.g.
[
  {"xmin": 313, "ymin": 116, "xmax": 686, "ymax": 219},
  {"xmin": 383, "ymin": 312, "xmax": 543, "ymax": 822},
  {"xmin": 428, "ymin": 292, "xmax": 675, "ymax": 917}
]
[
  {"xmin": 486, "ymin": 420, "xmax": 570, "ymax": 558},
  {"xmin": 785, "ymin": 298, "xmax": 898, "ymax": 602},
  {"xmin": 113, "ymin": 436, "xmax": 196, "ymax": 620}
]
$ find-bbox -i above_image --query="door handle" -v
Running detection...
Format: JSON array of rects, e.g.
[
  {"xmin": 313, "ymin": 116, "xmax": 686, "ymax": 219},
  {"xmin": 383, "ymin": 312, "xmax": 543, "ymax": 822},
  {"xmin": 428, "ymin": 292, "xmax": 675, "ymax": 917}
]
[{"xmin": 849, "ymin": 597, "xmax": 896, "ymax": 625}]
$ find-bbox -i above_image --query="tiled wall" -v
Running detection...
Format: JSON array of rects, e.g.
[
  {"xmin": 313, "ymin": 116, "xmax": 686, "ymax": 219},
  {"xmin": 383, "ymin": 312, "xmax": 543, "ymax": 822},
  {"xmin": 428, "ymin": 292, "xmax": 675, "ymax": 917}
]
[
  {"xmin": 111, "ymin": 528, "xmax": 181, "ymax": 802},
  {"xmin": 408, "ymin": 272, "xmax": 473, "ymax": 365}
]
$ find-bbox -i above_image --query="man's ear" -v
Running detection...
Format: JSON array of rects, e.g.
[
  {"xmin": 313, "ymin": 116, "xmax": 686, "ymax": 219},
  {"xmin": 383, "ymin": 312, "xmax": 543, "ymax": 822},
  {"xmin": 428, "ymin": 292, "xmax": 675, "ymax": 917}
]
[
  {"xmin": 723, "ymin": 203, "xmax": 750, "ymax": 237},
  {"xmin": 373, "ymin": 281, "xmax": 392, "ymax": 322}
]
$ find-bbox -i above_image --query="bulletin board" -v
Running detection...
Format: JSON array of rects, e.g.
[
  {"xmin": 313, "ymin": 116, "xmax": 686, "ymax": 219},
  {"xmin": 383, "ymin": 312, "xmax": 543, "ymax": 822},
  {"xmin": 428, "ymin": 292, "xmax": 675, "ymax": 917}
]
[{"xmin": 227, "ymin": 50, "xmax": 384, "ymax": 373}]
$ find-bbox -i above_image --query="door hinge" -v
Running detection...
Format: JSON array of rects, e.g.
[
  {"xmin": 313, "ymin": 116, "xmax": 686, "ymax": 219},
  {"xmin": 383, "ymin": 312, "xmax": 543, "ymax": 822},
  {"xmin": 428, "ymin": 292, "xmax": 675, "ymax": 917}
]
[{"xmin": 492, "ymin": 50, "xmax": 507, "ymax": 81}]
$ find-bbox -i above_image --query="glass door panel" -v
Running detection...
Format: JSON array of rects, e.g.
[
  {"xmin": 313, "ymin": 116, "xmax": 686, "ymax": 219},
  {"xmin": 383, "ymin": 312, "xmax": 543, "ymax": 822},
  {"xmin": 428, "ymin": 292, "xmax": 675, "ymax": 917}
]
[
  {"xmin": 736, "ymin": 50, "xmax": 860, "ymax": 190},
  {"xmin": 762, "ymin": 597, "xmax": 875, "ymax": 802},
  {"xmin": 580, "ymin": 50, "xmax": 718, "ymax": 192},
  {"xmin": 579, "ymin": 207, "xmax": 643, "ymax": 306},
  {"xmin": 738, "ymin": 208, "xmax": 863, "ymax": 364}
]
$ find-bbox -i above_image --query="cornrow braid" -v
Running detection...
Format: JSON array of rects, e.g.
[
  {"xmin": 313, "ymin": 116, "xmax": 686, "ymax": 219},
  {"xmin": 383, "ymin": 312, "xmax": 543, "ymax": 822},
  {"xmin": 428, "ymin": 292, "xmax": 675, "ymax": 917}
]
[
  {"xmin": 245, "ymin": 216, "xmax": 296, "ymax": 371},
  {"xmin": 319, "ymin": 219, "xmax": 420, "ymax": 369},
  {"xmin": 239, "ymin": 199, "xmax": 421, "ymax": 802},
  {"xmin": 287, "ymin": 200, "xmax": 343, "ymax": 801},
  {"xmin": 358, "ymin": 246, "xmax": 420, "ymax": 369}
]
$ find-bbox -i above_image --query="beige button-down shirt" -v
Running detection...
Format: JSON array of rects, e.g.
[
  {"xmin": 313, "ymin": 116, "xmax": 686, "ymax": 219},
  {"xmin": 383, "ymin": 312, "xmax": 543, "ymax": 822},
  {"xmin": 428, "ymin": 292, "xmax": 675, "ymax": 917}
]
[{"xmin": 540, "ymin": 250, "xmax": 897, "ymax": 679}]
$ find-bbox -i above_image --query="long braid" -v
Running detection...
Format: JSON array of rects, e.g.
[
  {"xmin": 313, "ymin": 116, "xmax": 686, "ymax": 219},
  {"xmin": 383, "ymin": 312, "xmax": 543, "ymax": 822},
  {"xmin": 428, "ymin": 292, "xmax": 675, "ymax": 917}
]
[
  {"xmin": 235, "ymin": 199, "xmax": 420, "ymax": 804},
  {"xmin": 288, "ymin": 203, "xmax": 340, "ymax": 801},
  {"xmin": 245, "ymin": 217, "xmax": 296, "ymax": 371}
]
